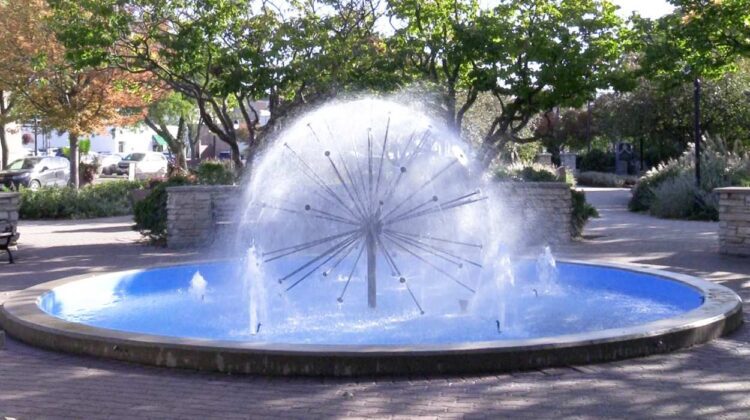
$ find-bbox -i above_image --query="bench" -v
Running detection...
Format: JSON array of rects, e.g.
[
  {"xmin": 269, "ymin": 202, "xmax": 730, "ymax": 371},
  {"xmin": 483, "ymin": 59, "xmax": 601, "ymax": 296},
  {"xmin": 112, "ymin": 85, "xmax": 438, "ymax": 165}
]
[{"xmin": 0, "ymin": 224, "xmax": 19, "ymax": 264}]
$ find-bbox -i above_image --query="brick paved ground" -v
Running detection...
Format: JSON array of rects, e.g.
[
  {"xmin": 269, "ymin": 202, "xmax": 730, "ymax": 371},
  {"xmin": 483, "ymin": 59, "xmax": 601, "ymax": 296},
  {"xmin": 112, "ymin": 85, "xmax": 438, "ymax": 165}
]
[{"xmin": 1, "ymin": 188, "xmax": 749, "ymax": 419}]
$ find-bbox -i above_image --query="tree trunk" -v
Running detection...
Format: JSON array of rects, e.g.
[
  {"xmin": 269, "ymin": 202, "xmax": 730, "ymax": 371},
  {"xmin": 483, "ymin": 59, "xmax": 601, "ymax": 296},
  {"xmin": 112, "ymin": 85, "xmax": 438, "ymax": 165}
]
[
  {"xmin": 0, "ymin": 91, "xmax": 10, "ymax": 169},
  {"xmin": 69, "ymin": 132, "xmax": 80, "ymax": 189},
  {"xmin": 0, "ymin": 125, "xmax": 7, "ymax": 170},
  {"xmin": 230, "ymin": 141, "xmax": 242, "ymax": 171}
]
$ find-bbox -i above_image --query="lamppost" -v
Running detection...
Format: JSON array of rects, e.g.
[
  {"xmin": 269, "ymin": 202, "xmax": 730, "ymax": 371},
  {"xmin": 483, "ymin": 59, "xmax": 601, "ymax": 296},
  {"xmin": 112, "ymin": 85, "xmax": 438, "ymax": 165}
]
[
  {"xmin": 684, "ymin": 65, "xmax": 702, "ymax": 187},
  {"xmin": 693, "ymin": 78, "xmax": 701, "ymax": 187},
  {"xmin": 33, "ymin": 117, "xmax": 39, "ymax": 156}
]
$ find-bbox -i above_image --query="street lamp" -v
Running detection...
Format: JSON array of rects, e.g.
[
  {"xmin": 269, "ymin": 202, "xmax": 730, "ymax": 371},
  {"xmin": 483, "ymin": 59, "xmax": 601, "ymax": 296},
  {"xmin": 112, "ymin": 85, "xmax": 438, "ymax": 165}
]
[
  {"xmin": 693, "ymin": 78, "xmax": 701, "ymax": 187},
  {"xmin": 684, "ymin": 65, "xmax": 702, "ymax": 187}
]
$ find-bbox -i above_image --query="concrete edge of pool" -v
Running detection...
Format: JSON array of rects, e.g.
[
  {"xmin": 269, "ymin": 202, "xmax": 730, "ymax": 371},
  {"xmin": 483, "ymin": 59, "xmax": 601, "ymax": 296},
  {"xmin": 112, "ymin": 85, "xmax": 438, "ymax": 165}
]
[{"xmin": 0, "ymin": 259, "xmax": 743, "ymax": 376}]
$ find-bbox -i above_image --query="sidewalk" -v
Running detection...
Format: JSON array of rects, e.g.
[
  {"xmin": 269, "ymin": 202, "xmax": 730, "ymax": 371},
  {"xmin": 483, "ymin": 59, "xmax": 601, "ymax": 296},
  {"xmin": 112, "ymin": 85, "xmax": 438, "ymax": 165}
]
[{"xmin": 0, "ymin": 190, "xmax": 749, "ymax": 418}]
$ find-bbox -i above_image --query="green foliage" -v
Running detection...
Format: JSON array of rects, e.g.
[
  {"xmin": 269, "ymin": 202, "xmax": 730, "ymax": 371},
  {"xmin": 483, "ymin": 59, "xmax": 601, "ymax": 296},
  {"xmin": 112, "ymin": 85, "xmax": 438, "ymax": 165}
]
[
  {"xmin": 577, "ymin": 149, "xmax": 615, "ymax": 172},
  {"xmin": 132, "ymin": 175, "xmax": 194, "ymax": 243},
  {"xmin": 593, "ymin": 64, "xmax": 750, "ymax": 161},
  {"xmin": 388, "ymin": 0, "xmax": 627, "ymax": 164},
  {"xmin": 19, "ymin": 180, "xmax": 145, "ymax": 219},
  {"xmin": 577, "ymin": 171, "xmax": 637, "ymax": 188},
  {"xmin": 629, "ymin": 137, "xmax": 750, "ymax": 218},
  {"xmin": 494, "ymin": 162, "xmax": 576, "ymax": 187},
  {"xmin": 79, "ymin": 161, "xmax": 99, "ymax": 185},
  {"xmin": 648, "ymin": 173, "xmax": 719, "ymax": 220},
  {"xmin": 494, "ymin": 162, "xmax": 595, "ymax": 237},
  {"xmin": 79, "ymin": 138, "xmax": 90, "ymax": 154},
  {"xmin": 571, "ymin": 189, "xmax": 599, "ymax": 237},
  {"xmin": 195, "ymin": 160, "xmax": 235, "ymax": 185},
  {"xmin": 494, "ymin": 163, "xmax": 563, "ymax": 183},
  {"xmin": 633, "ymin": 1, "xmax": 750, "ymax": 85},
  {"xmin": 629, "ymin": 161, "xmax": 683, "ymax": 211}
]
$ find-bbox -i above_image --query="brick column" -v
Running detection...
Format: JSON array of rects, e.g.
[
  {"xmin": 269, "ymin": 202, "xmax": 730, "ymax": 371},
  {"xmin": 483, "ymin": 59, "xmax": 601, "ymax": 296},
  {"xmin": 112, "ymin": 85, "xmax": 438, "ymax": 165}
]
[
  {"xmin": 0, "ymin": 192, "xmax": 20, "ymax": 244},
  {"xmin": 493, "ymin": 182, "xmax": 572, "ymax": 247},
  {"xmin": 717, "ymin": 187, "xmax": 750, "ymax": 257},
  {"xmin": 166, "ymin": 185, "xmax": 239, "ymax": 248}
]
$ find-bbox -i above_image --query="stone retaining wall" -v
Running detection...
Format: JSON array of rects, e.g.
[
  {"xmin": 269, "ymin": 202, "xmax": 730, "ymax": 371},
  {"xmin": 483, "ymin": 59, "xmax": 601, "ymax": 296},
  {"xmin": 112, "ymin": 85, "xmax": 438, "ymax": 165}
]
[
  {"xmin": 493, "ymin": 182, "xmax": 572, "ymax": 246},
  {"xmin": 0, "ymin": 192, "xmax": 20, "ymax": 243},
  {"xmin": 166, "ymin": 185, "xmax": 239, "ymax": 249},
  {"xmin": 166, "ymin": 182, "xmax": 573, "ymax": 249},
  {"xmin": 717, "ymin": 187, "xmax": 750, "ymax": 257}
]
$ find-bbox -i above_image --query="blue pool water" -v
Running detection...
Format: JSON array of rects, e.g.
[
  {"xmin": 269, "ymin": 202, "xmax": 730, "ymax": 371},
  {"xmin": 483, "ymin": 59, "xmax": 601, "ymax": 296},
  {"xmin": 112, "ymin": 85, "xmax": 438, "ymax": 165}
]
[{"xmin": 38, "ymin": 261, "xmax": 703, "ymax": 345}]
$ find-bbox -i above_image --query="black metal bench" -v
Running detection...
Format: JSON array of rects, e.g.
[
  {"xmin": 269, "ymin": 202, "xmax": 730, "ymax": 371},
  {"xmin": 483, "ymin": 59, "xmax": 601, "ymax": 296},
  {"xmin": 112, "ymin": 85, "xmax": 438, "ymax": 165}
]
[{"xmin": 0, "ymin": 224, "xmax": 18, "ymax": 264}]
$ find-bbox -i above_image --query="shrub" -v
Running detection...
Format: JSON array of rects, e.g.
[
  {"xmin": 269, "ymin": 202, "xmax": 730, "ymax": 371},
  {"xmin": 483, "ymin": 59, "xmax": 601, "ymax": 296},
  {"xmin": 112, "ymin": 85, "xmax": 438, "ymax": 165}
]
[
  {"xmin": 577, "ymin": 149, "xmax": 615, "ymax": 173},
  {"xmin": 649, "ymin": 174, "xmax": 719, "ymax": 220},
  {"xmin": 628, "ymin": 162, "xmax": 682, "ymax": 211},
  {"xmin": 571, "ymin": 189, "xmax": 599, "ymax": 237},
  {"xmin": 496, "ymin": 162, "xmax": 564, "ymax": 183},
  {"xmin": 196, "ymin": 160, "xmax": 235, "ymax": 185},
  {"xmin": 19, "ymin": 180, "xmax": 145, "ymax": 219},
  {"xmin": 79, "ymin": 162, "xmax": 100, "ymax": 186},
  {"xmin": 133, "ymin": 175, "xmax": 194, "ymax": 244},
  {"xmin": 577, "ymin": 171, "xmax": 637, "ymax": 188},
  {"xmin": 628, "ymin": 136, "xmax": 749, "ymax": 219}
]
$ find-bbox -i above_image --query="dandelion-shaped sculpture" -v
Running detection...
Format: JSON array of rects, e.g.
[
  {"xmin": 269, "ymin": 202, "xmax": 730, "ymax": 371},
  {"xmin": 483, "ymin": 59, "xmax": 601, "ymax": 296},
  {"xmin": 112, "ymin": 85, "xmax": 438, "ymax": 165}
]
[{"xmin": 247, "ymin": 100, "xmax": 487, "ymax": 314}]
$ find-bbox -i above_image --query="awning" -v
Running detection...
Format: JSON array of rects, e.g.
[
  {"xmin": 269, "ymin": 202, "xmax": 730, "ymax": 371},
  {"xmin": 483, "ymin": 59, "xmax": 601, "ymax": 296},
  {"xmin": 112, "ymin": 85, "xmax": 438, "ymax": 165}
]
[{"xmin": 152, "ymin": 134, "xmax": 168, "ymax": 147}]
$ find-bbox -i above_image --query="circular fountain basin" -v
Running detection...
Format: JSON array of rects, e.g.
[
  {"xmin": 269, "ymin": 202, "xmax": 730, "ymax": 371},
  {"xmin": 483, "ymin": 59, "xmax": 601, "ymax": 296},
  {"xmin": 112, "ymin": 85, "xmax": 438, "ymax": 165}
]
[{"xmin": 0, "ymin": 259, "xmax": 741, "ymax": 376}]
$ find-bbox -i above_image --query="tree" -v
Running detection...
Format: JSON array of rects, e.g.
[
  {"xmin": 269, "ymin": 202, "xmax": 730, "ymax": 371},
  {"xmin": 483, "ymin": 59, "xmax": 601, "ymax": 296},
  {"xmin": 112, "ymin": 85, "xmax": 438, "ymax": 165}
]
[
  {"xmin": 389, "ymin": 0, "xmax": 628, "ymax": 166},
  {"xmin": 51, "ymin": 0, "xmax": 403, "ymax": 170},
  {"xmin": 670, "ymin": 0, "xmax": 750, "ymax": 64},
  {"xmin": 49, "ymin": 0, "xmax": 276, "ymax": 169},
  {"xmin": 633, "ymin": 1, "xmax": 750, "ymax": 181},
  {"xmin": 0, "ymin": 0, "xmax": 157, "ymax": 188},
  {"xmin": 533, "ymin": 108, "xmax": 599, "ymax": 162},
  {"xmin": 593, "ymin": 63, "xmax": 750, "ymax": 164},
  {"xmin": 143, "ymin": 92, "xmax": 200, "ymax": 171},
  {"xmin": 386, "ymin": 0, "xmax": 485, "ymax": 132}
]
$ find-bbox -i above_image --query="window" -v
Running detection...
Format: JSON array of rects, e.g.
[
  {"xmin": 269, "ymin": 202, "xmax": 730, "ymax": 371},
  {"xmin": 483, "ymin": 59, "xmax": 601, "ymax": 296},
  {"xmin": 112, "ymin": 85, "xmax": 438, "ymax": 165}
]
[
  {"xmin": 123, "ymin": 153, "xmax": 145, "ymax": 161},
  {"xmin": 7, "ymin": 158, "xmax": 42, "ymax": 170}
]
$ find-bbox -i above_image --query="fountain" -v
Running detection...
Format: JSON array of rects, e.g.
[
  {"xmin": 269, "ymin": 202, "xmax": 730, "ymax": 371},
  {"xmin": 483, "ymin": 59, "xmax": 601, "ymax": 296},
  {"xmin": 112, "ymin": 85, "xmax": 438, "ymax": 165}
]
[{"xmin": 0, "ymin": 99, "xmax": 742, "ymax": 376}]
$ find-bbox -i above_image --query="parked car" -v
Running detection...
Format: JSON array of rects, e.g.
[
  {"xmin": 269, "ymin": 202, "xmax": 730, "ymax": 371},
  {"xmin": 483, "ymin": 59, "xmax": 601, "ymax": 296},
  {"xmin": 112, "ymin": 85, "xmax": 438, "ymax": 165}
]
[
  {"xmin": 80, "ymin": 152, "xmax": 98, "ymax": 165},
  {"xmin": 116, "ymin": 152, "xmax": 168, "ymax": 179},
  {"xmin": 0, "ymin": 157, "xmax": 70, "ymax": 190},
  {"xmin": 98, "ymin": 153, "xmax": 124, "ymax": 175}
]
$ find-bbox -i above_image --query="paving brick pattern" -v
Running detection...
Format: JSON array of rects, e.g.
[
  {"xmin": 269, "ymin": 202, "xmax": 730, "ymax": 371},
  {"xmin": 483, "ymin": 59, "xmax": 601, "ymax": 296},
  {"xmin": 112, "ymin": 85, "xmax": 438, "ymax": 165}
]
[{"xmin": 1, "ymin": 189, "xmax": 749, "ymax": 419}]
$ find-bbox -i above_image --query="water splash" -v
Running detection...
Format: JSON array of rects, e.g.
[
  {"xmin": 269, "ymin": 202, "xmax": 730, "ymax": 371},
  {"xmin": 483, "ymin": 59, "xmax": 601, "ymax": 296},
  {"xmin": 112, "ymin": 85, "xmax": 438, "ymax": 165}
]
[
  {"xmin": 189, "ymin": 271, "xmax": 207, "ymax": 301},
  {"xmin": 244, "ymin": 247, "xmax": 267, "ymax": 335},
  {"xmin": 469, "ymin": 252, "xmax": 515, "ymax": 333},
  {"xmin": 241, "ymin": 98, "xmax": 487, "ymax": 315},
  {"xmin": 535, "ymin": 246, "xmax": 558, "ymax": 294}
]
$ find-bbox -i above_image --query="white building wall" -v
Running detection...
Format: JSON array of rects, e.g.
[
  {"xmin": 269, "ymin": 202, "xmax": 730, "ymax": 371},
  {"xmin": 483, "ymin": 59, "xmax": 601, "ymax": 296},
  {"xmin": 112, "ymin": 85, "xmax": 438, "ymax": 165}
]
[
  {"xmin": 45, "ymin": 125, "xmax": 176, "ymax": 154},
  {"xmin": 2, "ymin": 122, "xmax": 32, "ymax": 162}
]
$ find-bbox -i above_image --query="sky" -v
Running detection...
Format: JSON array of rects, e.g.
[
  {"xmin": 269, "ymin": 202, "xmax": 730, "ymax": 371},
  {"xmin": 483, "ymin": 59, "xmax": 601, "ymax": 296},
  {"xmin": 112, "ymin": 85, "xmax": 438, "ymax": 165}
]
[{"xmin": 611, "ymin": 0, "xmax": 674, "ymax": 19}]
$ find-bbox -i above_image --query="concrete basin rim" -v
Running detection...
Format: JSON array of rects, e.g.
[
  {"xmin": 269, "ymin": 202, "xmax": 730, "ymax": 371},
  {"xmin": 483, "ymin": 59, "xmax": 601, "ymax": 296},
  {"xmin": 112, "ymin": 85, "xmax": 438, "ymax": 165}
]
[{"xmin": 0, "ymin": 258, "xmax": 742, "ymax": 357}]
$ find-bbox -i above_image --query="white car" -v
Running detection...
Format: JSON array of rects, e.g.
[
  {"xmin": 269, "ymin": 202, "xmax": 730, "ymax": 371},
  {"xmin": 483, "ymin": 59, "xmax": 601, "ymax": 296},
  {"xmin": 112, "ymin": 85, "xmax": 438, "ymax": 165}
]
[
  {"xmin": 98, "ymin": 153, "xmax": 124, "ymax": 175},
  {"xmin": 116, "ymin": 152, "xmax": 168, "ymax": 179}
]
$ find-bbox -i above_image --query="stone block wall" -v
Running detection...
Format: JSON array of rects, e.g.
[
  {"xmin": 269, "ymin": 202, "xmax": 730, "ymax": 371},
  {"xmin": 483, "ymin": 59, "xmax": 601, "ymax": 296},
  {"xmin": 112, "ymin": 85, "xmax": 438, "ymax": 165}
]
[
  {"xmin": 166, "ymin": 182, "xmax": 573, "ymax": 249},
  {"xmin": 493, "ymin": 182, "xmax": 572, "ymax": 246},
  {"xmin": 717, "ymin": 187, "xmax": 750, "ymax": 257},
  {"xmin": 166, "ymin": 185, "xmax": 239, "ymax": 249},
  {"xmin": 0, "ymin": 192, "xmax": 20, "ymax": 241}
]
